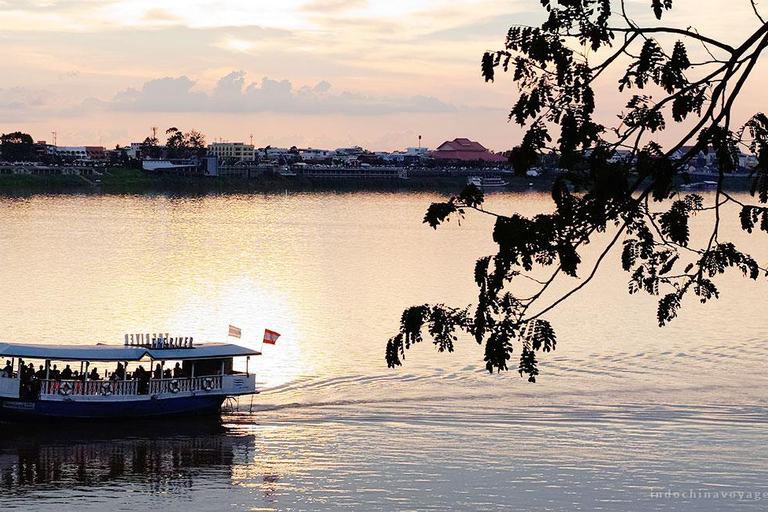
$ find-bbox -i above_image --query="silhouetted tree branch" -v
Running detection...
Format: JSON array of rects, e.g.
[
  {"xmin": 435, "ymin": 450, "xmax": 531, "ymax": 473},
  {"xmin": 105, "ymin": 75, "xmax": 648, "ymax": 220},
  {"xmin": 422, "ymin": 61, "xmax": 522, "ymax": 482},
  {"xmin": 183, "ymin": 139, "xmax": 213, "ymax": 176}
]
[{"xmin": 387, "ymin": 1, "xmax": 768, "ymax": 381}]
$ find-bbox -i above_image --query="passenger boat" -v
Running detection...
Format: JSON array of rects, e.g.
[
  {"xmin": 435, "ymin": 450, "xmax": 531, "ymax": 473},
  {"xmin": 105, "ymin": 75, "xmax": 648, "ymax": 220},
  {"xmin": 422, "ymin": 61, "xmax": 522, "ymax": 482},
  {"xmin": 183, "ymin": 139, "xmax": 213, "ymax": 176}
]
[
  {"xmin": 0, "ymin": 333, "xmax": 260, "ymax": 423},
  {"xmin": 466, "ymin": 176, "xmax": 509, "ymax": 188}
]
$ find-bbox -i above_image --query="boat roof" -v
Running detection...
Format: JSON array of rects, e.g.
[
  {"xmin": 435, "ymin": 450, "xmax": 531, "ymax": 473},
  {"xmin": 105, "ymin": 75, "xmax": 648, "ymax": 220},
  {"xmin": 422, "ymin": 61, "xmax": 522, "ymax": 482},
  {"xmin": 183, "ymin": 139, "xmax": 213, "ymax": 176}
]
[{"xmin": 0, "ymin": 342, "xmax": 261, "ymax": 362}]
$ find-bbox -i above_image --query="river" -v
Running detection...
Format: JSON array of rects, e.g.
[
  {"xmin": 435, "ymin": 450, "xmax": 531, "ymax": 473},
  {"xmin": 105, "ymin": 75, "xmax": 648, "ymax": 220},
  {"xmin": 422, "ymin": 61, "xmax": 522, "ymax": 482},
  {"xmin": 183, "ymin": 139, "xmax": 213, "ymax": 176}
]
[{"xmin": 1, "ymin": 191, "xmax": 767, "ymax": 510}]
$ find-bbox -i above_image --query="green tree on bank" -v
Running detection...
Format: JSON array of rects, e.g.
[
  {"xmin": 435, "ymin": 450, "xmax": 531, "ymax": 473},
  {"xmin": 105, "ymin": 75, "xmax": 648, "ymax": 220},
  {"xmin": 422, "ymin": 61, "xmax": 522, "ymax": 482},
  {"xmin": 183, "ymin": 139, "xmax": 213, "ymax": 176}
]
[{"xmin": 387, "ymin": 0, "xmax": 768, "ymax": 381}]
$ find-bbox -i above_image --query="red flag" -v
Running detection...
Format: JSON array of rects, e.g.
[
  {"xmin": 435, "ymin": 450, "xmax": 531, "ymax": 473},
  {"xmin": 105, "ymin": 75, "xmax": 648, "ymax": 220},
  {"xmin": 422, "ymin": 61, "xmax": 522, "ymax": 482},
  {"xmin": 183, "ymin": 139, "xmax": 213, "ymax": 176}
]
[
  {"xmin": 263, "ymin": 329, "xmax": 280, "ymax": 345},
  {"xmin": 228, "ymin": 325, "xmax": 242, "ymax": 338}
]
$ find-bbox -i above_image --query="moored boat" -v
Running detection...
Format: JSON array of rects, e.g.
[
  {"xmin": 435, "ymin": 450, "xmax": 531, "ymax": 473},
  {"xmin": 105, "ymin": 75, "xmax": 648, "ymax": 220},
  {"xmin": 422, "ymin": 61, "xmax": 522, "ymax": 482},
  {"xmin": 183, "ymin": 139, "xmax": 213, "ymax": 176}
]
[
  {"xmin": 466, "ymin": 176, "xmax": 509, "ymax": 188},
  {"xmin": 0, "ymin": 333, "xmax": 260, "ymax": 423}
]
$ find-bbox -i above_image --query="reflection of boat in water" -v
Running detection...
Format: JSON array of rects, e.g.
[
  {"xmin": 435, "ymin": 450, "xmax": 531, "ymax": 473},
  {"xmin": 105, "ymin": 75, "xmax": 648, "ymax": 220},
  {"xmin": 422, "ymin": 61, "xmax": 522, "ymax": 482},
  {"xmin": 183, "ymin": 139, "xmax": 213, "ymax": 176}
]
[
  {"xmin": 0, "ymin": 334, "xmax": 260, "ymax": 422},
  {"xmin": 0, "ymin": 421, "xmax": 257, "ymax": 493},
  {"xmin": 466, "ymin": 176, "xmax": 509, "ymax": 188}
]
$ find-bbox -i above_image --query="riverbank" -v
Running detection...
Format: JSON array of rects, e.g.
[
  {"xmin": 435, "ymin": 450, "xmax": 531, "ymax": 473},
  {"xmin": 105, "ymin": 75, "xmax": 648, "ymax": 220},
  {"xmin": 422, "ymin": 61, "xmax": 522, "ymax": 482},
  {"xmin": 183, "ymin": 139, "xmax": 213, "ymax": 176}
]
[
  {"xmin": 0, "ymin": 168, "xmax": 551, "ymax": 196},
  {"xmin": 0, "ymin": 167, "xmax": 753, "ymax": 196}
]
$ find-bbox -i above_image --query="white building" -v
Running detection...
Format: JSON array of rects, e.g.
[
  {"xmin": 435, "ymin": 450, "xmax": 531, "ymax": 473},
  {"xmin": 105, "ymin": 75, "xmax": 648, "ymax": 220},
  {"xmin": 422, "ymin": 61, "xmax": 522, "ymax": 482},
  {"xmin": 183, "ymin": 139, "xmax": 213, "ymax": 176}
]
[
  {"xmin": 404, "ymin": 147, "xmax": 430, "ymax": 157},
  {"xmin": 55, "ymin": 146, "xmax": 88, "ymax": 160},
  {"xmin": 208, "ymin": 142, "xmax": 256, "ymax": 162},
  {"xmin": 128, "ymin": 143, "xmax": 143, "ymax": 159},
  {"xmin": 258, "ymin": 147, "xmax": 296, "ymax": 160},
  {"xmin": 300, "ymin": 148, "xmax": 334, "ymax": 161}
]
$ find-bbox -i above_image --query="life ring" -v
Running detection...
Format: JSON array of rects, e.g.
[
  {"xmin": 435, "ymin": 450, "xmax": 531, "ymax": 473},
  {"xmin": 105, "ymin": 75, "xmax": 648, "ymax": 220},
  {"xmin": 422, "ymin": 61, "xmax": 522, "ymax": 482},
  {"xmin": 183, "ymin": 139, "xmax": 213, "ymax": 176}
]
[
  {"xmin": 169, "ymin": 379, "xmax": 180, "ymax": 393},
  {"xmin": 100, "ymin": 382, "xmax": 114, "ymax": 396},
  {"xmin": 58, "ymin": 382, "xmax": 72, "ymax": 396},
  {"xmin": 202, "ymin": 377, "xmax": 214, "ymax": 391}
]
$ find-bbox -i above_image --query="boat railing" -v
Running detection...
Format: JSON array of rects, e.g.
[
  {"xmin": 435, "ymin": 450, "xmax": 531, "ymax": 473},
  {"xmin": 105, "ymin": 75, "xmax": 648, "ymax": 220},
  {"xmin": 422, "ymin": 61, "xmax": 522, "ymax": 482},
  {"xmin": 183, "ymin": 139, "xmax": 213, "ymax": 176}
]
[
  {"xmin": 40, "ymin": 378, "xmax": 140, "ymax": 397},
  {"xmin": 39, "ymin": 375, "xmax": 222, "ymax": 397},
  {"xmin": 149, "ymin": 375, "xmax": 223, "ymax": 395}
]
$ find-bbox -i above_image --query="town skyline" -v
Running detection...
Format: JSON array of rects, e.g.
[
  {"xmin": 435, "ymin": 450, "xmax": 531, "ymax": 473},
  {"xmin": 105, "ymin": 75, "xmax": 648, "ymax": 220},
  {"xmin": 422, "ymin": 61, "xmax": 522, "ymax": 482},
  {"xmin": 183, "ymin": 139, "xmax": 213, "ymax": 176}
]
[{"xmin": 2, "ymin": 0, "xmax": 767, "ymax": 151}]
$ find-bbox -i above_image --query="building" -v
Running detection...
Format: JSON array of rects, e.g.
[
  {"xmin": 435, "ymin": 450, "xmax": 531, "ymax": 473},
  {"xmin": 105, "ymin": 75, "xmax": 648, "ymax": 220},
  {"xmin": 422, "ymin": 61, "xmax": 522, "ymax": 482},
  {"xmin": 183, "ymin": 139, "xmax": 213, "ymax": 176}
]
[
  {"xmin": 430, "ymin": 138, "xmax": 507, "ymax": 162},
  {"xmin": 55, "ymin": 146, "xmax": 89, "ymax": 161},
  {"xmin": 257, "ymin": 147, "xmax": 298, "ymax": 162},
  {"xmin": 208, "ymin": 142, "xmax": 256, "ymax": 162},
  {"xmin": 299, "ymin": 166, "xmax": 407, "ymax": 179},
  {"xmin": 143, "ymin": 156, "xmax": 218, "ymax": 176},
  {"xmin": 85, "ymin": 146, "xmax": 108, "ymax": 164},
  {"xmin": 299, "ymin": 148, "xmax": 334, "ymax": 162}
]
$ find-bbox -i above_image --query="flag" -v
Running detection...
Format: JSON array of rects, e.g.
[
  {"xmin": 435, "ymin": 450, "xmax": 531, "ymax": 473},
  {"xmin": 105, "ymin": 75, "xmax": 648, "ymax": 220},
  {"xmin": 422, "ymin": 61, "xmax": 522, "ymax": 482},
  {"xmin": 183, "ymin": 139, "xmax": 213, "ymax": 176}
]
[
  {"xmin": 263, "ymin": 329, "xmax": 280, "ymax": 345},
  {"xmin": 228, "ymin": 325, "xmax": 242, "ymax": 338}
]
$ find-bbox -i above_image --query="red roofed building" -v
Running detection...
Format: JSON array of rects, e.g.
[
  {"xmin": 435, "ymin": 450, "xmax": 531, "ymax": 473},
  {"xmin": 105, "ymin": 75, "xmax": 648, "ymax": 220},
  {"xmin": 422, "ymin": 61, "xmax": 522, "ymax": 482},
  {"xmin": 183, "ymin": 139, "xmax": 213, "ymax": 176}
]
[{"xmin": 430, "ymin": 138, "xmax": 507, "ymax": 162}]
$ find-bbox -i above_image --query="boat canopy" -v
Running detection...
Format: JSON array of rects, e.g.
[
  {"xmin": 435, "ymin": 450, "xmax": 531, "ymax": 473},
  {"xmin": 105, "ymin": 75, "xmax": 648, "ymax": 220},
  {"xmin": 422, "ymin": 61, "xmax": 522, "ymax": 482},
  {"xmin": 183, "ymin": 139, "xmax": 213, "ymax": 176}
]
[{"xmin": 0, "ymin": 342, "xmax": 261, "ymax": 362}]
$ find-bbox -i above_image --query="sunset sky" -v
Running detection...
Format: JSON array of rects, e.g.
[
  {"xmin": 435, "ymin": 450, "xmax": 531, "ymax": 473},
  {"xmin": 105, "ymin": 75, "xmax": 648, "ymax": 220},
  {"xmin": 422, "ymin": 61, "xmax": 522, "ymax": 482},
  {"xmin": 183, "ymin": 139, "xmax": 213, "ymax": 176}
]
[{"xmin": 1, "ymin": 0, "xmax": 766, "ymax": 151}]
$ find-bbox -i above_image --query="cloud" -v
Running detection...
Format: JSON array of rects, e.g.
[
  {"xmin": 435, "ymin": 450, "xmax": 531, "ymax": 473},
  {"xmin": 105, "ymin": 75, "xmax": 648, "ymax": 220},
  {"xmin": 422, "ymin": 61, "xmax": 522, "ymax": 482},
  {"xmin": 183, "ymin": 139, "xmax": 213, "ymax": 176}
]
[
  {"xmin": 111, "ymin": 76, "xmax": 208, "ymax": 112},
  {"xmin": 140, "ymin": 8, "xmax": 181, "ymax": 23},
  {"xmin": 0, "ymin": 0, "xmax": 115, "ymax": 12},
  {"xmin": 105, "ymin": 71, "xmax": 456, "ymax": 116},
  {"xmin": 0, "ymin": 87, "xmax": 52, "ymax": 122},
  {"xmin": 300, "ymin": 0, "xmax": 367, "ymax": 13}
]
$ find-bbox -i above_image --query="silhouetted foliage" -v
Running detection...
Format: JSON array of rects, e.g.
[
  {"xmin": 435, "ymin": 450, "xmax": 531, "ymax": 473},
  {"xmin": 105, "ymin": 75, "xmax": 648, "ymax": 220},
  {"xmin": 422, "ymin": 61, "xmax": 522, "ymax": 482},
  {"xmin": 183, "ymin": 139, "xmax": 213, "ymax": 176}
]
[
  {"xmin": 1, "ymin": 131, "xmax": 35, "ymax": 162},
  {"xmin": 388, "ymin": 1, "xmax": 768, "ymax": 381}
]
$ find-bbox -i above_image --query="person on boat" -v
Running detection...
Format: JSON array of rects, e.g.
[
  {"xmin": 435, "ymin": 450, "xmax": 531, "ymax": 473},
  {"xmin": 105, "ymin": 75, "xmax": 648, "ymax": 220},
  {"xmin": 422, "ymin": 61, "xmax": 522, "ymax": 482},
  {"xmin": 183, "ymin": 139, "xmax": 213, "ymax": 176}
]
[
  {"xmin": 1, "ymin": 360, "xmax": 12, "ymax": 378},
  {"xmin": 153, "ymin": 363, "xmax": 163, "ymax": 380},
  {"xmin": 173, "ymin": 362, "xmax": 184, "ymax": 378},
  {"xmin": 61, "ymin": 364, "xmax": 72, "ymax": 379},
  {"xmin": 88, "ymin": 367, "xmax": 101, "ymax": 381},
  {"xmin": 163, "ymin": 367, "xmax": 172, "ymax": 378},
  {"xmin": 35, "ymin": 365, "xmax": 45, "ymax": 379},
  {"xmin": 51, "ymin": 364, "xmax": 60, "ymax": 380},
  {"xmin": 136, "ymin": 365, "xmax": 150, "ymax": 394},
  {"xmin": 114, "ymin": 362, "xmax": 125, "ymax": 380}
]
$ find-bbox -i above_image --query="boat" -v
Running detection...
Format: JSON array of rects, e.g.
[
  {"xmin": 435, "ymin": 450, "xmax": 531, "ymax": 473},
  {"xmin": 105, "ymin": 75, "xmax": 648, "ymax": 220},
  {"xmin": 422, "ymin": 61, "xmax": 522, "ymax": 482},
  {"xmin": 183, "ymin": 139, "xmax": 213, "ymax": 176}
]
[
  {"xmin": 466, "ymin": 176, "xmax": 509, "ymax": 188},
  {"xmin": 679, "ymin": 180, "xmax": 718, "ymax": 191},
  {"xmin": 0, "ymin": 333, "xmax": 260, "ymax": 423}
]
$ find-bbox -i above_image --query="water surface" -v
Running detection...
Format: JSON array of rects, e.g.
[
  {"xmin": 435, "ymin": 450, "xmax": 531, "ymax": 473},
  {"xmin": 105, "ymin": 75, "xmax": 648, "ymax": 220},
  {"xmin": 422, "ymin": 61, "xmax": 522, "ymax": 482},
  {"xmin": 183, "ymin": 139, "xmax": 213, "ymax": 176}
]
[{"xmin": 1, "ymin": 192, "xmax": 767, "ymax": 510}]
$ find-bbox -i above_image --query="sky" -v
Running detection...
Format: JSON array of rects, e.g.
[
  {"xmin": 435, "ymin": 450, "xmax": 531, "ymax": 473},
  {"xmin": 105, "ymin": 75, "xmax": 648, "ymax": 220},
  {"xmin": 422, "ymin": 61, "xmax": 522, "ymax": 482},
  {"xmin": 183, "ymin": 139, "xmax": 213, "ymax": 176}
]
[{"xmin": 0, "ymin": 0, "xmax": 766, "ymax": 151}]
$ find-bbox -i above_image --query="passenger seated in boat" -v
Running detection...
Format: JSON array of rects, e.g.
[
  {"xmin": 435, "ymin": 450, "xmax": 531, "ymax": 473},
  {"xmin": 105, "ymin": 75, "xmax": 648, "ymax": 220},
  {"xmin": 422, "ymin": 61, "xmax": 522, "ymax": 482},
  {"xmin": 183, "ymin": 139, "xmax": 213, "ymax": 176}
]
[
  {"xmin": 88, "ymin": 367, "xmax": 101, "ymax": 380},
  {"xmin": 61, "ymin": 364, "xmax": 72, "ymax": 379},
  {"xmin": 163, "ymin": 368, "xmax": 172, "ymax": 378},
  {"xmin": 114, "ymin": 362, "xmax": 125, "ymax": 380},
  {"xmin": 1, "ymin": 360, "xmax": 12, "ymax": 377},
  {"xmin": 173, "ymin": 362, "xmax": 184, "ymax": 378}
]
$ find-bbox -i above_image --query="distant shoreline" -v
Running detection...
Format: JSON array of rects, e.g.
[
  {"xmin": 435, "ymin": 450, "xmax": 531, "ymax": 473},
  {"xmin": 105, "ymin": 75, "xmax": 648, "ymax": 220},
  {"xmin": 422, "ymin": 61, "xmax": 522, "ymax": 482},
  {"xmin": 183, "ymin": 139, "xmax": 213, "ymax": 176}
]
[{"xmin": 0, "ymin": 168, "xmax": 754, "ymax": 197}]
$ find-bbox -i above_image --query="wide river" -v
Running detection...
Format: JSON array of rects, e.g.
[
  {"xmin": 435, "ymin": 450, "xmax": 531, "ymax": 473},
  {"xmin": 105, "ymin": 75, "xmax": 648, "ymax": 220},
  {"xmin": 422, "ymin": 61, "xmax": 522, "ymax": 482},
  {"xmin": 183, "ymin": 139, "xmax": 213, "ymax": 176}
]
[{"xmin": 1, "ymin": 191, "xmax": 768, "ymax": 511}]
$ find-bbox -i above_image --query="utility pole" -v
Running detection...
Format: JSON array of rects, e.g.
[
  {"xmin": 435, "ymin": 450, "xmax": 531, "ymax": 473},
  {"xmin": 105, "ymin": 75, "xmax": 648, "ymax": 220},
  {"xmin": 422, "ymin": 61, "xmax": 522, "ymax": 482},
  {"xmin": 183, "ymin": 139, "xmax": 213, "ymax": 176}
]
[
  {"xmin": 418, "ymin": 135, "xmax": 422, "ymax": 150},
  {"xmin": 52, "ymin": 131, "xmax": 57, "ymax": 147}
]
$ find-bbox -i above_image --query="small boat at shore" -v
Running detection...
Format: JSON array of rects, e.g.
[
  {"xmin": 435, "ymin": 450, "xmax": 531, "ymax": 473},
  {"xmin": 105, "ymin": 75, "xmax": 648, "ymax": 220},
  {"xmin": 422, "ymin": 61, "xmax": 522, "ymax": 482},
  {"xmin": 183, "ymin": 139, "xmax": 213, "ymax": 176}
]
[
  {"xmin": 467, "ymin": 176, "xmax": 509, "ymax": 189},
  {"xmin": 679, "ymin": 180, "xmax": 718, "ymax": 191},
  {"xmin": 0, "ymin": 333, "xmax": 260, "ymax": 423}
]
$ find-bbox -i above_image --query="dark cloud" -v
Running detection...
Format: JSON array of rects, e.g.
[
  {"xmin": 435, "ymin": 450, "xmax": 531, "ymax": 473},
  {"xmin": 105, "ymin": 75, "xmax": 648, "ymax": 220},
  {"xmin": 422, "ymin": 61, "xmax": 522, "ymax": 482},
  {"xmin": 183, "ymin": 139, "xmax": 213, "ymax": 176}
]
[{"xmin": 105, "ymin": 71, "xmax": 456, "ymax": 116}]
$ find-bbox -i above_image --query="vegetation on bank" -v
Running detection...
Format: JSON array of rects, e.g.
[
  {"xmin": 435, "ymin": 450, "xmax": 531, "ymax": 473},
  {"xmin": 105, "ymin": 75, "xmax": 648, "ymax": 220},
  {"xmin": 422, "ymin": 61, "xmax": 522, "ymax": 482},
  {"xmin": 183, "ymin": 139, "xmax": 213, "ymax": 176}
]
[
  {"xmin": 0, "ymin": 166, "xmax": 756, "ymax": 197},
  {"xmin": 0, "ymin": 167, "xmax": 553, "ymax": 196}
]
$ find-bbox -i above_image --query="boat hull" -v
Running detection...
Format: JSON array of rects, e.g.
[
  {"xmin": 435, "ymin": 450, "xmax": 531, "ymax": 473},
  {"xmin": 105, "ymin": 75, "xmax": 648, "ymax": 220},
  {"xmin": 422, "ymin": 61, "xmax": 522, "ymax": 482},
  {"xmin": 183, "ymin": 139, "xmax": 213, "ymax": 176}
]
[{"xmin": 0, "ymin": 395, "xmax": 226, "ymax": 423}]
